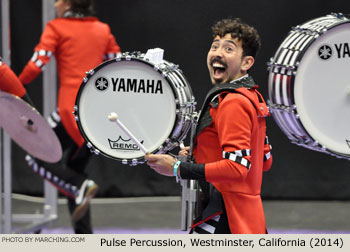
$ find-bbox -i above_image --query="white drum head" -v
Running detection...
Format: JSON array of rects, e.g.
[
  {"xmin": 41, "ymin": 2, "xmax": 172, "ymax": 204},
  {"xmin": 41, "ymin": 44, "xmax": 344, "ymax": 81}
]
[
  {"xmin": 77, "ymin": 59, "xmax": 176, "ymax": 161},
  {"xmin": 294, "ymin": 22, "xmax": 350, "ymax": 156}
]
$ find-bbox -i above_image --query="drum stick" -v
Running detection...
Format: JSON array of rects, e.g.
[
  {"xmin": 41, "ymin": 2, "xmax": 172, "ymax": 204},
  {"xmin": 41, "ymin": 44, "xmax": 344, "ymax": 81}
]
[
  {"xmin": 108, "ymin": 112, "xmax": 148, "ymax": 154},
  {"xmin": 180, "ymin": 142, "xmax": 185, "ymax": 149}
]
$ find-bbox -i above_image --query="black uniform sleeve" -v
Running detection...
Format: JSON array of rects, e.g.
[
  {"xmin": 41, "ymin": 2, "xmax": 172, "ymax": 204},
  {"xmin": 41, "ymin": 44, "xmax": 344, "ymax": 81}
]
[{"xmin": 179, "ymin": 162, "xmax": 205, "ymax": 180}]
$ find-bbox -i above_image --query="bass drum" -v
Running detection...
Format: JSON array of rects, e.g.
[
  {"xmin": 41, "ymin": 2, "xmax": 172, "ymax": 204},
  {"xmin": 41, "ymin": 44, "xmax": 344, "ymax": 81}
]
[
  {"xmin": 74, "ymin": 52, "xmax": 196, "ymax": 165},
  {"xmin": 268, "ymin": 13, "xmax": 350, "ymax": 159}
]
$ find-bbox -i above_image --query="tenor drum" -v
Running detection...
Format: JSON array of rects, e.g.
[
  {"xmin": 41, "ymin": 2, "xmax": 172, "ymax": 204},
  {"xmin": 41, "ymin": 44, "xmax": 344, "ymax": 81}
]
[
  {"xmin": 268, "ymin": 13, "xmax": 350, "ymax": 158},
  {"xmin": 74, "ymin": 52, "xmax": 196, "ymax": 165}
]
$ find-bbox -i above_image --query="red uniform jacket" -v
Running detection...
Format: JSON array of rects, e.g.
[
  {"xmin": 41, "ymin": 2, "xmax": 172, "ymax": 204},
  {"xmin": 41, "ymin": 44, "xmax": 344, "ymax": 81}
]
[
  {"xmin": 193, "ymin": 86, "xmax": 272, "ymax": 233},
  {"xmin": 0, "ymin": 61, "xmax": 26, "ymax": 97},
  {"xmin": 19, "ymin": 17, "xmax": 121, "ymax": 147}
]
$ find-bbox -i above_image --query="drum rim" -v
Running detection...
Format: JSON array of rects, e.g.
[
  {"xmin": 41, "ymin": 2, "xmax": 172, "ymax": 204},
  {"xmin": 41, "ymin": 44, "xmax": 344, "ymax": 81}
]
[{"xmin": 74, "ymin": 55, "xmax": 192, "ymax": 164}]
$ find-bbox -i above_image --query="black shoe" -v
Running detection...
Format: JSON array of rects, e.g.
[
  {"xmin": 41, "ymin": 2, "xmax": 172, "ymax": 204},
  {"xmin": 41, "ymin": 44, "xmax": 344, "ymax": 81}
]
[{"xmin": 72, "ymin": 180, "xmax": 98, "ymax": 222}]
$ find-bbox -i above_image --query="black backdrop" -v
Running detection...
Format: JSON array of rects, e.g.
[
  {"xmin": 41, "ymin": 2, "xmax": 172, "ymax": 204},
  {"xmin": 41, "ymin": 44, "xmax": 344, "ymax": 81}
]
[{"xmin": 8, "ymin": 0, "xmax": 350, "ymax": 199}]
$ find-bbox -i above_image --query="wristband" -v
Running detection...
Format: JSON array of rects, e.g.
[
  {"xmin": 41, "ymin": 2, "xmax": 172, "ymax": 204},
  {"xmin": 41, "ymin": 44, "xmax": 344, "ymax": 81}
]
[{"xmin": 173, "ymin": 160, "xmax": 181, "ymax": 177}]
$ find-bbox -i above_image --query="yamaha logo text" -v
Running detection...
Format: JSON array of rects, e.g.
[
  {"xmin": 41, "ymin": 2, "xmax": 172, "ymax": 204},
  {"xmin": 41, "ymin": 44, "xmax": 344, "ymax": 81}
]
[
  {"xmin": 94, "ymin": 77, "xmax": 164, "ymax": 94},
  {"xmin": 111, "ymin": 78, "xmax": 163, "ymax": 94},
  {"xmin": 318, "ymin": 43, "xmax": 350, "ymax": 60}
]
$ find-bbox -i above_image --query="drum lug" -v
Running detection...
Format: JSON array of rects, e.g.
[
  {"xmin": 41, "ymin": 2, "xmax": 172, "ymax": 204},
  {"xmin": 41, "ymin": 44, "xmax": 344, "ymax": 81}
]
[
  {"xmin": 122, "ymin": 159, "xmax": 128, "ymax": 165},
  {"xmin": 267, "ymin": 57, "xmax": 275, "ymax": 66},
  {"xmin": 74, "ymin": 115, "xmax": 79, "ymax": 122},
  {"xmin": 85, "ymin": 69, "xmax": 95, "ymax": 76},
  {"xmin": 291, "ymin": 139, "xmax": 305, "ymax": 146},
  {"xmin": 85, "ymin": 142, "xmax": 99, "ymax": 155},
  {"xmin": 267, "ymin": 60, "xmax": 298, "ymax": 73},
  {"xmin": 267, "ymin": 101, "xmax": 296, "ymax": 114},
  {"xmin": 167, "ymin": 63, "xmax": 179, "ymax": 71},
  {"xmin": 266, "ymin": 58, "xmax": 275, "ymax": 70},
  {"xmin": 73, "ymin": 105, "xmax": 78, "ymax": 115},
  {"xmin": 335, "ymin": 13, "xmax": 347, "ymax": 20},
  {"xmin": 131, "ymin": 159, "xmax": 138, "ymax": 166}
]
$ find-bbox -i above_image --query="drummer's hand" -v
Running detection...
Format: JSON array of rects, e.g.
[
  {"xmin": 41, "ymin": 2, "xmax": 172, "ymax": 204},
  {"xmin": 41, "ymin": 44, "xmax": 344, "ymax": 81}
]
[
  {"xmin": 144, "ymin": 154, "xmax": 176, "ymax": 177},
  {"xmin": 179, "ymin": 145, "xmax": 190, "ymax": 157}
]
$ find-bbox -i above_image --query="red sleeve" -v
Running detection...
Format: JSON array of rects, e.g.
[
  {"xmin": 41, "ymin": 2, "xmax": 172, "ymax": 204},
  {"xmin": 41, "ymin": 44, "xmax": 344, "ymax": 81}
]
[
  {"xmin": 0, "ymin": 62, "xmax": 26, "ymax": 97},
  {"xmin": 19, "ymin": 22, "xmax": 58, "ymax": 84},
  {"xmin": 205, "ymin": 93, "xmax": 254, "ymax": 182},
  {"xmin": 104, "ymin": 26, "xmax": 121, "ymax": 60}
]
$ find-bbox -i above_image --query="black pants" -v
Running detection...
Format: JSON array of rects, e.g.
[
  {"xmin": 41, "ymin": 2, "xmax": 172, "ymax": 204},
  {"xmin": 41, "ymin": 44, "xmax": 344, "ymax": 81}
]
[{"xmin": 25, "ymin": 111, "xmax": 93, "ymax": 233}]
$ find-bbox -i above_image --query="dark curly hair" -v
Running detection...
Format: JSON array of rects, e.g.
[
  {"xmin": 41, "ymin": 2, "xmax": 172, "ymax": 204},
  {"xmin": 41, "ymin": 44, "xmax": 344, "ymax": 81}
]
[
  {"xmin": 66, "ymin": 0, "xmax": 95, "ymax": 16},
  {"xmin": 211, "ymin": 18, "xmax": 261, "ymax": 58}
]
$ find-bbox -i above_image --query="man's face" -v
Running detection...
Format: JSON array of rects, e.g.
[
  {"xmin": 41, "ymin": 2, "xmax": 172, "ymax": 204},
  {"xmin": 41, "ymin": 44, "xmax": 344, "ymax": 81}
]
[{"xmin": 207, "ymin": 33, "xmax": 246, "ymax": 85}]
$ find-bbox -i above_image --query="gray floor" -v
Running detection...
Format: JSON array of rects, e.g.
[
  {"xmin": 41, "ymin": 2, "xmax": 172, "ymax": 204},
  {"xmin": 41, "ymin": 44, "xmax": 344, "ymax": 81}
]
[{"xmin": 5, "ymin": 194, "xmax": 350, "ymax": 234}]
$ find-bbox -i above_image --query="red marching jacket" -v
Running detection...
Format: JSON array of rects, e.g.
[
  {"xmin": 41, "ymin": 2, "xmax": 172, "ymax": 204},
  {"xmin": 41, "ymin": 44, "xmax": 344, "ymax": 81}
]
[{"xmin": 193, "ymin": 86, "xmax": 272, "ymax": 233}]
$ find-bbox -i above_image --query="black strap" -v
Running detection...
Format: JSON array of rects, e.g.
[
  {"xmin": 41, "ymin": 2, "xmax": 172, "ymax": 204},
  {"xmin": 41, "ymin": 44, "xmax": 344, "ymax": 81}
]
[{"xmin": 194, "ymin": 76, "xmax": 256, "ymax": 140}]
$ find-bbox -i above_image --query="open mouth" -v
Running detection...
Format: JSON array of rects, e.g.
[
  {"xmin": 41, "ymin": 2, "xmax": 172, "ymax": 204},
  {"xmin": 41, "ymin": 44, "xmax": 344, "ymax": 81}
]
[
  {"xmin": 213, "ymin": 63, "xmax": 226, "ymax": 75},
  {"xmin": 212, "ymin": 62, "xmax": 227, "ymax": 77}
]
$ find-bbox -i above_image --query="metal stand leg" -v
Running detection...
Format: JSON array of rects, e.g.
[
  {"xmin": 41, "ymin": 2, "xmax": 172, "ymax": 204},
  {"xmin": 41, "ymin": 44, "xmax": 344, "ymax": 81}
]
[
  {"xmin": 180, "ymin": 179, "xmax": 198, "ymax": 231},
  {"xmin": 180, "ymin": 111, "xmax": 199, "ymax": 231}
]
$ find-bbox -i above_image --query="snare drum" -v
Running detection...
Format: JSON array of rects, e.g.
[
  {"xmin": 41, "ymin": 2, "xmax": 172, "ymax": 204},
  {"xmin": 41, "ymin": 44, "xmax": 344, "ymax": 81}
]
[
  {"xmin": 74, "ymin": 52, "xmax": 196, "ymax": 165},
  {"xmin": 268, "ymin": 13, "xmax": 350, "ymax": 159}
]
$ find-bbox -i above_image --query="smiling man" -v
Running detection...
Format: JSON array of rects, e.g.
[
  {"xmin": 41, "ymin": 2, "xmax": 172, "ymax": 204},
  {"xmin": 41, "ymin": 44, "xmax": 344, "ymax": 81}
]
[{"xmin": 145, "ymin": 18, "xmax": 272, "ymax": 234}]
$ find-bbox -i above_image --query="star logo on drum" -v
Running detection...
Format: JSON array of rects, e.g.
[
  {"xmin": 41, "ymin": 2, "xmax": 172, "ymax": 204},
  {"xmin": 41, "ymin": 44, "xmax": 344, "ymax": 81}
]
[
  {"xmin": 318, "ymin": 45, "xmax": 332, "ymax": 60},
  {"xmin": 95, "ymin": 77, "xmax": 109, "ymax": 91}
]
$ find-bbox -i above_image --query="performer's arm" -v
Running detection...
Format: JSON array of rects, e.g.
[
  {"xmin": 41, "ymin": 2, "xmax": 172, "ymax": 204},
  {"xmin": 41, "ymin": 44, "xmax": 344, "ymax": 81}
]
[
  {"xmin": 204, "ymin": 93, "xmax": 253, "ymax": 183},
  {"xmin": 0, "ymin": 62, "xmax": 26, "ymax": 97},
  {"xmin": 19, "ymin": 22, "xmax": 58, "ymax": 84}
]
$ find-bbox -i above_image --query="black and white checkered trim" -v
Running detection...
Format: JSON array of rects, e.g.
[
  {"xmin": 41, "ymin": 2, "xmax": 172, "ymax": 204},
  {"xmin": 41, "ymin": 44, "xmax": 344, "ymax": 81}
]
[
  {"xmin": 264, "ymin": 136, "xmax": 272, "ymax": 161},
  {"xmin": 25, "ymin": 155, "xmax": 78, "ymax": 197},
  {"xmin": 46, "ymin": 110, "xmax": 61, "ymax": 128},
  {"xmin": 264, "ymin": 136, "xmax": 272, "ymax": 149},
  {"xmin": 31, "ymin": 50, "xmax": 53, "ymax": 69},
  {"xmin": 264, "ymin": 152, "xmax": 271, "ymax": 161},
  {"xmin": 192, "ymin": 215, "xmax": 221, "ymax": 234},
  {"xmin": 223, "ymin": 149, "xmax": 251, "ymax": 170}
]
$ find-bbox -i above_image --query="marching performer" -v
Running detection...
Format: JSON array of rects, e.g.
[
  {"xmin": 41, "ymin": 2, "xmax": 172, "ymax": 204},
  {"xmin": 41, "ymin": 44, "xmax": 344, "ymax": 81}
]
[
  {"xmin": 145, "ymin": 18, "xmax": 273, "ymax": 234},
  {"xmin": 18, "ymin": 0, "xmax": 121, "ymax": 233}
]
